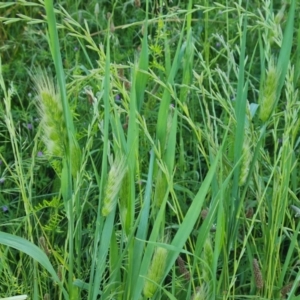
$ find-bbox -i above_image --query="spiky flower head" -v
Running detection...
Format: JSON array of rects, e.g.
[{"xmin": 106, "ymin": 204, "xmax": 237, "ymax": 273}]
[
  {"xmin": 253, "ymin": 258, "xmax": 264, "ymax": 289},
  {"xmin": 143, "ymin": 246, "xmax": 168, "ymax": 298},
  {"xmin": 57, "ymin": 265, "xmax": 63, "ymax": 282},
  {"xmin": 259, "ymin": 58, "xmax": 278, "ymax": 122},
  {"xmin": 239, "ymin": 134, "xmax": 252, "ymax": 186},
  {"xmin": 34, "ymin": 70, "xmax": 67, "ymax": 158},
  {"xmin": 43, "ymin": 294, "xmax": 50, "ymax": 300},
  {"xmin": 177, "ymin": 255, "xmax": 190, "ymax": 281},
  {"xmin": 119, "ymin": 169, "xmax": 130, "ymax": 234},
  {"xmin": 192, "ymin": 285, "xmax": 208, "ymax": 300},
  {"xmin": 154, "ymin": 169, "xmax": 167, "ymax": 208},
  {"xmin": 94, "ymin": 3, "xmax": 100, "ymax": 16},
  {"xmin": 202, "ymin": 235, "xmax": 213, "ymax": 282},
  {"xmin": 102, "ymin": 155, "xmax": 127, "ymax": 216},
  {"xmin": 39, "ymin": 236, "xmax": 51, "ymax": 256},
  {"xmin": 281, "ymin": 281, "xmax": 293, "ymax": 298}
]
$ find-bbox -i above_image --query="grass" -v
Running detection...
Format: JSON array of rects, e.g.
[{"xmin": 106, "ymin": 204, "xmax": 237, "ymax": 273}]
[{"xmin": 1, "ymin": 0, "xmax": 300, "ymax": 299}]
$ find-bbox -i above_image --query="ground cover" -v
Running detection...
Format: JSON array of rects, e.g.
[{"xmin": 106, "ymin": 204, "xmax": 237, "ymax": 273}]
[{"xmin": 1, "ymin": 0, "xmax": 300, "ymax": 299}]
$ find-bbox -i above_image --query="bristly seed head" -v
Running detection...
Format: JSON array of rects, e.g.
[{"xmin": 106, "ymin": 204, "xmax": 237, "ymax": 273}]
[
  {"xmin": 102, "ymin": 155, "xmax": 127, "ymax": 216},
  {"xmin": 143, "ymin": 246, "xmax": 168, "ymax": 298},
  {"xmin": 34, "ymin": 69, "xmax": 67, "ymax": 158},
  {"xmin": 192, "ymin": 285, "xmax": 208, "ymax": 300},
  {"xmin": 253, "ymin": 258, "xmax": 264, "ymax": 289},
  {"xmin": 281, "ymin": 281, "xmax": 298, "ymax": 297},
  {"xmin": 259, "ymin": 58, "xmax": 278, "ymax": 122},
  {"xmin": 39, "ymin": 236, "xmax": 51, "ymax": 256},
  {"xmin": 57, "ymin": 265, "xmax": 63, "ymax": 281},
  {"xmin": 177, "ymin": 255, "xmax": 191, "ymax": 281}
]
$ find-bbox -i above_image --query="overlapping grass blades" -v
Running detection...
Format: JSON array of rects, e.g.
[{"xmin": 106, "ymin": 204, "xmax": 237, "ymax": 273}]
[
  {"xmin": 1, "ymin": 0, "xmax": 300, "ymax": 299},
  {"xmin": 0, "ymin": 231, "xmax": 68, "ymax": 299}
]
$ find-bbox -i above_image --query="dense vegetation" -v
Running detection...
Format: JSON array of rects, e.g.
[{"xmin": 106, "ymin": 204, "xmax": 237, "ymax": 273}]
[{"xmin": 1, "ymin": 0, "xmax": 300, "ymax": 299}]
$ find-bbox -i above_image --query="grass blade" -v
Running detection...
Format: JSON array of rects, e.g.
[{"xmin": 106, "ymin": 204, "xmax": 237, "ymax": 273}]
[{"xmin": 0, "ymin": 232, "xmax": 68, "ymax": 299}]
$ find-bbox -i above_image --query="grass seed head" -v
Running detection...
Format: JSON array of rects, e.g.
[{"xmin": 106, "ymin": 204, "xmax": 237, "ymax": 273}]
[
  {"xmin": 102, "ymin": 155, "xmax": 127, "ymax": 216},
  {"xmin": 201, "ymin": 208, "xmax": 209, "ymax": 220},
  {"xmin": 245, "ymin": 206, "xmax": 254, "ymax": 219},
  {"xmin": 253, "ymin": 258, "xmax": 264, "ymax": 289},
  {"xmin": 39, "ymin": 236, "xmax": 51, "ymax": 256},
  {"xmin": 43, "ymin": 294, "xmax": 50, "ymax": 300},
  {"xmin": 239, "ymin": 136, "xmax": 252, "ymax": 186},
  {"xmin": 135, "ymin": 0, "xmax": 141, "ymax": 8},
  {"xmin": 154, "ymin": 169, "xmax": 167, "ymax": 208},
  {"xmin": 192, "ymin": 285, "xmax": 208, "ymax": 300},
  {"xmin": 143, "ymin": 246, "xmax": 168, "ymax": 298},
  {"xmin": 202, "ymin": 235, "xmax": 213, "ymax": 283},
  {"xmin": 94, "ymin": 3, "xmax": 100, "ymax": 16},
  {"xmin": 119, "ymin": 169, "xmax": 130, "ymax": 232},
  {"xmin": 34, "ymin": 70, "xmax": 67, "ymax": 158},
  {"xmin": 57, "ymin": 265, "xmax": 63, "ymax": 282},
  {"xmin": 259, "ymin": 58, "xmax": 278, "ymax": 122},
  {"xmin": 177, "ymin": 255, "xmax": 190, "ymax": 281},
  {"xmin": 281, "ymin": 281, "xmax": 298, "ymax": 298}
]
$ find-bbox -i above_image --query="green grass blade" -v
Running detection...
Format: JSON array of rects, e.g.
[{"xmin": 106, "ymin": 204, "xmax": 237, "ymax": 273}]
[
  {"xmin": 276, "ymin": 0, "xmax": 295, "ymax": 95},
  {"xmin": 91, "ymin": 210, "xmax": 117, "ymax": 299},
  {"xmin": 163, "ymin": 145, "xmax": 222, "ymax": 283},
  {"xmin": 44, "ymin": 0, "xmax": 75, "ymax": 136},
  {"xmin": 88, "ymin": 15, "xmax": 111, "ymax": 300},
  {"xmin": 129, "ymin": 149, "xmax": 155, "ymax": 297},
  {"xmin": 132, "ymin": 193, "xmax": 169, "ymax": 300},
  {"xmin": 156, "ymin": 21, "xmax": 185, "ymax": 152},
  {"xmin": 229, "ymin": 16, "xmax": 248, "ymax": 245},
  {"xmin": 0, "ymin": 231, "xmax": 69, "ymax": 299},
  {"xmin": 44, "ymin": 1, "xmax": 76, "ymax": 296},
  {"xmin": 135, "ymin": 19, "xmax": 149, "ymax": 112},
  {"xmin": 164, "ymin": 109, "xmax": 178, "ymax": 173}
]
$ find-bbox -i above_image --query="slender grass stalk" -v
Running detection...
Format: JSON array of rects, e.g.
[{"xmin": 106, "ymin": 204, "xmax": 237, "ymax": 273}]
[
  {"xmin": 135, "ymin": 0, "xmax": 148, "ymax": 113},
  {"xmin": 161, "ymin": 144, "xmax": 223, "ymax": 295},
  {"xmin": 229, "ymin": 15, "xmax": 248, "ymax": 248},
  {"xmin": 88, "ymin": 14, "xmax": 111, "ymax": 300},
  {"xmin": 44, "ymin": 1, "xmax": 80, "ymax": 298},
  {"xmin": 0, "ymin": 61, "xmax": 33, "ymax": 242}
]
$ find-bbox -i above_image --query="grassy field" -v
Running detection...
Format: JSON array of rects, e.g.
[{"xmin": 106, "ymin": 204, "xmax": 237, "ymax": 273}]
[{"xmin": 1, "ymin": 0, "xmax": 300, "ymax": 299}]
